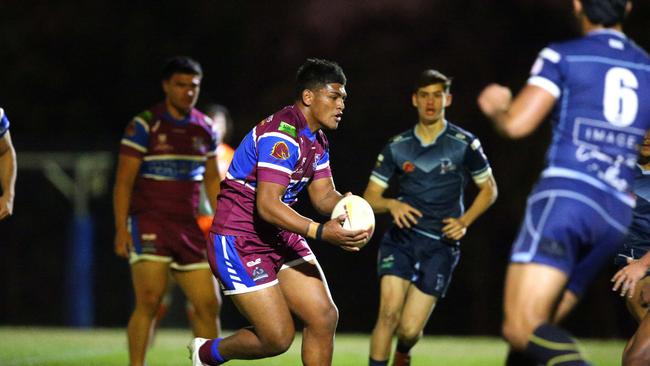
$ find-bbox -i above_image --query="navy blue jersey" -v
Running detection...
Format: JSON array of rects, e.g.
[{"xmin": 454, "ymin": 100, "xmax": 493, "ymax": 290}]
[
  {"xmin": 529, "ymin": 30, "xmax": 650, "ymax": 206},
  {"xmin": 625, "ymin": 166, "xmax": 650, "ymax": 250},
  {"xmin": 0, "ymin": 108, "xmax": 9, "ymax": 138},
  {"xmin": 370, "ymin": 121, "xmax": 492, "ymax": 238}
]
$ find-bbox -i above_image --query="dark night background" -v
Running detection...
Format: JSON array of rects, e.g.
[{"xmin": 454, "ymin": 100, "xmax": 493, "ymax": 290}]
[{"xmin": 1, "ymin": 0, "xmax": 649, "ymax": 339}]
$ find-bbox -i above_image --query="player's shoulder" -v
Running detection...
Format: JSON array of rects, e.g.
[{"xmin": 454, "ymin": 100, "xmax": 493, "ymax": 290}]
[
  {"xmin": 259, "ymin": 106, "xmax": 302, "ymax": 142},
  {"xmin": 445, "ymin": 121, "xmax": 477, "ymax": 143},
  {"xmin": 190, "ymin": 108, "xmax": 215, "ymax": 132},
  {"xmin": 387, "ymin": 128, "xmax": 414, "ymax": 145},
  {"xmin": 131, "ymin": 104, "xmax": 161, "ymax": 127}
]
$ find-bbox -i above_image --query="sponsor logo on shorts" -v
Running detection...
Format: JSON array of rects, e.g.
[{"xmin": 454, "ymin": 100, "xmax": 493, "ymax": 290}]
[
  {"xmin": 271, "ymin": 141, "xmax": 290, "ymax": 160},
  {"xmin": 246, "ymin": 258, "xmax": 261, "ymax": 267},
  {"xmin": 380, "ymin": 254, "xmax": 394, "ymax": 270},
  {"xmin": 252, "ymin": 267, "xmax": 269, "ymax": 282},
  {"xmin": 538, "ymin": 238, "xmax": 565, "ymax": 259},
  {"xmin": 435, "ymin": 274, "xmax": 446, "ymax": 292},
  {"xmin": 141, "ymin": 241, "xmax": 156, "ymax": 253}
]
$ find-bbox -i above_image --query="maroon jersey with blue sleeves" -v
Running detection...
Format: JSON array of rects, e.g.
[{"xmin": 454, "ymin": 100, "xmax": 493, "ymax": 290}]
[
  {"xmin": 119, "ymin": 103, "xmax": 217, "ymax": 217},
  {"xmin": 212, "ymin": 105, "xmax": 332, "ymax": 236}
]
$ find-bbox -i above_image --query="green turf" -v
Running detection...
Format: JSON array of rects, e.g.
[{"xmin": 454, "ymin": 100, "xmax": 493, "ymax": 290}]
[{"xmin": 0, "ymin": 327, "xmax": 625, "ymax": 365}]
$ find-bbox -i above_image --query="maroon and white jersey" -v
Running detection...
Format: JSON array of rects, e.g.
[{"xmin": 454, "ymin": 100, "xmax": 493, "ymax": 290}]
[
  {"xmin": 212, "ymin": 105, "xmax": 332, "ymax": 236},
  {"xmin": 120, "ymin": 103, "xmax": 217, "ymax": 217}
]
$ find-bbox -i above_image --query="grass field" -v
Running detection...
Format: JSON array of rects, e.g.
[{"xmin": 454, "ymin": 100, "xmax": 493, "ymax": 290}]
[{"xmin": 0, "ymin": 327, "xmax": 625, "ymax": 365}]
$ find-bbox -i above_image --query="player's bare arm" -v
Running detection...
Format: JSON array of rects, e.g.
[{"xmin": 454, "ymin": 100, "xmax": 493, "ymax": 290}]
[
  {"xmin": 442, "ymin": 174, "xmax": 497, "ymax": 240},
  {"xmin": 257, "ymin": 180, "xmax": 368, "ymax": 248},
  {"xmin": 0, "ymin": 131, "xmax": 16, "ymax": 220},
  {"xmin": 363, "ymin": 179, "xmax": 422, "ymax": 229},
  {"xmin": 613, "ymin": 253, "xmax": 650, "ymax": 299},
  {"xmin": 477, "ymin": 84, "xmax": 556, "ymax": 139},
  {"xmin": 113, "ymin": 154, "xmax": 141, "ymax": 258},
  {"xmin": 203, "ymin": 156, "xmax": 220, "ymax": 211}
]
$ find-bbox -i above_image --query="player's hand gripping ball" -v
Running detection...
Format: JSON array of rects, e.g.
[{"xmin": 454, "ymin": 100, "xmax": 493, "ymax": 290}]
[{"xmin": 331, "ymin": 195, "xmax": 375, "ymax": 246}]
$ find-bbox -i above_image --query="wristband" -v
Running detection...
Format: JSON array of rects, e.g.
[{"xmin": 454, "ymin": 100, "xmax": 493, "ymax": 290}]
[
  {"xmin": 306, "ymin": 221, "xmax": 320, "ymax": 240},
  {"xmin": 315, "ymin": 223, "xmax": 324, "ymax": 241}
]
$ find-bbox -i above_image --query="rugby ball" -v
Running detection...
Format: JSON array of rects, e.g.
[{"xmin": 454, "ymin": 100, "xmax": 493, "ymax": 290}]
[{"xmin": 331, "ymin": 195, "xmax": 375, "ymax": 243}]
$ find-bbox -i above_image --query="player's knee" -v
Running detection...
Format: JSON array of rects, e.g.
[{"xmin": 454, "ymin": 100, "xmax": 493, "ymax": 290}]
[
  {"xmin": 259, "ymin": 327, "xmax": 295, "ymax": 356},
  {"xmin": 306, "ymin": 302, "xmax": 339, "ymax": 334},
  {"xmin": 194, "ymin": 296, "xmax": 221, "ymax": 316},
  {"xmin": 502, "ymin": 320, "xmax": 529, "ymax": 350},
  {"xmin": 396, "ymin": 325, "xmax": 422, "ymax": 345},
  {"xmin": 135, "ymin": 290, "xmax": 164, "ymax": 315},
  {"xmin": 377, "ymin": 307, "xmax": 401, "ymax": 330}
]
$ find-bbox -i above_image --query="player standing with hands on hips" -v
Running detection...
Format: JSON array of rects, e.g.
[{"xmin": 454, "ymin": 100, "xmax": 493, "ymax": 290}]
[
  {"xmin": 190, "ymin": 58, "xmax": 368, "ymax": 366},
  {"xmin": 366, "ymin": 70, "xmax": 497, "ymax": 366},
  {"xmin": 478, "ymin": 0, "xmax": 650, "ymax": 364}
]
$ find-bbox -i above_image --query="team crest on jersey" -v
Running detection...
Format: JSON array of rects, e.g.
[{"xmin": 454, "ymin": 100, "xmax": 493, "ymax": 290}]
[
  {"xmin": 270, "ymin": 141, "xmax": 290, "ymax": 160},
  {"xmin": 439, "ymin": 158, "xmax": 456, "ymax": 174},
  {"xmin": 192, "ymin": 136, "xmax": 206, "ymax": 153},
  {"xmin": 402, "ymin": 161, "xmax": 415, "ymax": 173},
  {"xmin": 154, "ymin": 133, "xmax": 173, "ymax": 152}
]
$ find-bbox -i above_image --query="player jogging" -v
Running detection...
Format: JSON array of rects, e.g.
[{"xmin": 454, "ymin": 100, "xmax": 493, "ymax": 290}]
[{"xmin": 365, "ymin": 70, "xmax": 497, "ymax": 366}]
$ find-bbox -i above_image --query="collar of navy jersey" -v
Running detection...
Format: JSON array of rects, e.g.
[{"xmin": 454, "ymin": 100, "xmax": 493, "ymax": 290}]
[
  {"xmin": 587, "ymin": 29, "xmax": 626, "ymax": 40},
  {"xmin": 413, "ymin": 119, "xmax": 448, "ymax": 147}
]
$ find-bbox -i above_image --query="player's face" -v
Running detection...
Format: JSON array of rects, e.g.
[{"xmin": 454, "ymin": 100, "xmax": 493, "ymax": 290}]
[
  {"xmin": 310, "ymin": 83, "xmax": 347, "ymax": 130},
  {"xmin": 412, "ymin": 83, "xmax": 451, "ymax": 125},
  {"xmin": 162, "ymin": 73, "xmax": 201, "ymax": 114}
]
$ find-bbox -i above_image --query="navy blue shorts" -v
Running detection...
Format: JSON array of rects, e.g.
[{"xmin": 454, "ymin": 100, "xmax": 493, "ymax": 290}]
[
  {"xmin": 511, "ymin": 178, "xmax": 632, "ymax": 297},
  {"xmin": 377, "ymin": 228, "xmax": 460, "ymax": 298}
]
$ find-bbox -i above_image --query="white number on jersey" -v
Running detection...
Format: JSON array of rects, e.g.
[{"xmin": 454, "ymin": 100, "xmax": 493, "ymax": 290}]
[{"xmin": 603, "ymin": 67, "xmax": 639, "ymax": 127}]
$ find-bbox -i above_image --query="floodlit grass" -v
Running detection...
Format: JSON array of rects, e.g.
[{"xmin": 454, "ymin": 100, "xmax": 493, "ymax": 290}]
[{"xmin": 0, "ymin": 327, "xmax": 625, "ymax": 365}]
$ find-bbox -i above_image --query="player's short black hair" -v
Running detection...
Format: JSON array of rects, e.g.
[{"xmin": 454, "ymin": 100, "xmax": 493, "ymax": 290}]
[
  {"xmin": 580, "ymin": 0, "xmax": 629, "ymax": 27},
  {"xmin": 161, "ymin": 56, "xmax": 203, "ymax": 81},
  {"xmin": 295, "ymin": 58, "xmax": 346, "ymax": 100},
  {"xmin": 415, "ymin": 69, "xmax": 452, "ymax": 93}
]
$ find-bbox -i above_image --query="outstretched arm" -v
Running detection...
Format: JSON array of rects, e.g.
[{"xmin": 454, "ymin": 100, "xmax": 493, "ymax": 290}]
[
  {"xmin": 0, "ymin": 132, "xmax": 16, "ymax": 220},
  {"xmin": 442, "ymin": 174, "xmax": 498, "ymax": 240},
  {"xmin": 477, "ymin": 84, "xmax": 556, "ymax": 139},
  {"xmin": 363, "ymin": 179, "xmax": 422, "ymax": 229},
  {"xmin": 257, "ymin": 180, "xmax": 368, "ymax": 250}
]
